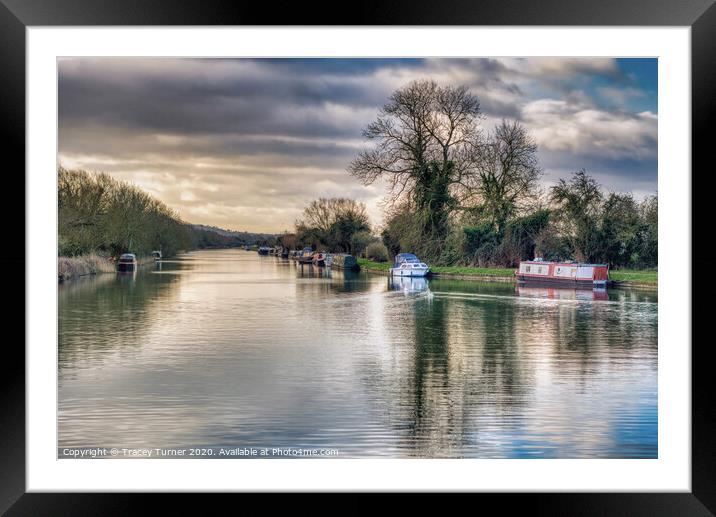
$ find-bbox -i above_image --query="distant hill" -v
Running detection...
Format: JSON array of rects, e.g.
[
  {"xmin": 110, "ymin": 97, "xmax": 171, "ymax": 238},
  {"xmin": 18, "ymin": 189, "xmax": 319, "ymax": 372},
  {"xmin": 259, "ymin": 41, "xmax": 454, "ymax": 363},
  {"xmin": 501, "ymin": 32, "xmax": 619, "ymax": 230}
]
[{"xmin": 190, "ymin": 224, "xmax": 277, "ymax": 248}]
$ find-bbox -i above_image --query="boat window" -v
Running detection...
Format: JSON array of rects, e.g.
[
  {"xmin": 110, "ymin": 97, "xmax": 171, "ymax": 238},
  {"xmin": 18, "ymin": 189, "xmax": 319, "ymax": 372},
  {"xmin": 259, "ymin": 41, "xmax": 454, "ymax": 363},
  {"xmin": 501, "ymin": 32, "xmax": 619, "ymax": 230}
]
[{"xmin": 526, "ymin": 266, "xmax": 530, "ymax": 272}]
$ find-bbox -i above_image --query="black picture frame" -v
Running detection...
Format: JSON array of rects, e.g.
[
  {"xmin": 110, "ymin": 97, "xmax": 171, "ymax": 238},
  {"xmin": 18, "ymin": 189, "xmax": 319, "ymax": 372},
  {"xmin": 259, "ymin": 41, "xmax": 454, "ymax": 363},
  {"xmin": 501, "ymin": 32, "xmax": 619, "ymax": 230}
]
[{"xmin": 2, "ymin": 0, "xmax": 713, "ymax": 512}]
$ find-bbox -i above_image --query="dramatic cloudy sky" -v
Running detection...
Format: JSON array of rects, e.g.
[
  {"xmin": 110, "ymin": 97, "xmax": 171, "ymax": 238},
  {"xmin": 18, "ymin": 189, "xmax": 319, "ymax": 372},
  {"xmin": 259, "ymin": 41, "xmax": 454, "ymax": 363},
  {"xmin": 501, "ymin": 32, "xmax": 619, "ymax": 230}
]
[{"xmin": 58, "ymin": 58, "xmax": 657, "ymax": 233}]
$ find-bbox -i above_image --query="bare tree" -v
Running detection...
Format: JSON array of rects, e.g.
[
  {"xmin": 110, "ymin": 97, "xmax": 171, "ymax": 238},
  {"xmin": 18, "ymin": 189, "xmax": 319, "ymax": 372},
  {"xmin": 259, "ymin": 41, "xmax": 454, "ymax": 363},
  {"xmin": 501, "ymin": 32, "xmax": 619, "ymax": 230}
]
[
  {"xmin": 348, "ymin": 80, "xmax": 482, "ymax": 238},
  {"xmin": 295, "ymin": 198, "xmax": 370, "ymax": 251},
  {"xmin": 468, "ymin": 120, "xmax": 543, "ymax": 233},
  {"xmin": 296, "ymin": 198, "xmax": 367, "ymax": 233}
]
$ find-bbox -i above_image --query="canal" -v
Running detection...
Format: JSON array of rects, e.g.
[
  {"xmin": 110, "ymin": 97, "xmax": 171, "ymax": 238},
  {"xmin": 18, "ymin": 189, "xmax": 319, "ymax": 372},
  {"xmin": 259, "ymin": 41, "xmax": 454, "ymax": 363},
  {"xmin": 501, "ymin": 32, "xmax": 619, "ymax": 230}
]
[{"xmin": 58, "ymin": 249, "xmax": 658, "ymax": 458}]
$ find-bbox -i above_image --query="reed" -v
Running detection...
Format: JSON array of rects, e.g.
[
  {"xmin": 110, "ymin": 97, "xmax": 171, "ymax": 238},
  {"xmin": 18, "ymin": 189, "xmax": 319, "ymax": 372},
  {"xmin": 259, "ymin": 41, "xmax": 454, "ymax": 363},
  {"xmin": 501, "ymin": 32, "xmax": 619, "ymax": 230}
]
[{"xmin": 58, "ymin": 253, "xmax": 115, "ymax": 282}]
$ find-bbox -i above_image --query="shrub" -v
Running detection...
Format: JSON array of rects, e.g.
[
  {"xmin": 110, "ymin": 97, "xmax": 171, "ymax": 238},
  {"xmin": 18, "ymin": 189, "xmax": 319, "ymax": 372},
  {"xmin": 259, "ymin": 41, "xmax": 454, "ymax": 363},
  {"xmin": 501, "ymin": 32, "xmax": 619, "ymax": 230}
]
[{"xmin": 365, "ymin": 242, "xmax": 389, "ymax": 262}]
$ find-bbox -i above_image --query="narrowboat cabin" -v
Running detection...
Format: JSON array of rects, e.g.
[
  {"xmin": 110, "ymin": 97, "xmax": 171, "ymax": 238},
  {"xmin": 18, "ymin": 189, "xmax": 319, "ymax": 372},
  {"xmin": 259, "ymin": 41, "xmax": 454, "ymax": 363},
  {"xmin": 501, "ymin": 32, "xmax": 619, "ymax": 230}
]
[
  {"xmin": 116, "ymin": 253, "xmax": 137, "ymax": 272},
  {"xmin": 258, "ymin": 246, "xmax": 271, "ymax": 255},
  {"xmin": 324, "ymin": 253, "xmax": 333, "ymax": 267},
  {"xmin": 516, "ymin": 260, "xmax": 609, "ymax": 288},
  {"xmin": 331, "ymin": 254, "xmax": 359, "ymax": 271},
  {"xmin": 390, "ymin": 253, "xmax": 429, "ymax": 277},
  {"xmin": 297, "ymin": 247, "xmax": 314, "ymax": 264}
]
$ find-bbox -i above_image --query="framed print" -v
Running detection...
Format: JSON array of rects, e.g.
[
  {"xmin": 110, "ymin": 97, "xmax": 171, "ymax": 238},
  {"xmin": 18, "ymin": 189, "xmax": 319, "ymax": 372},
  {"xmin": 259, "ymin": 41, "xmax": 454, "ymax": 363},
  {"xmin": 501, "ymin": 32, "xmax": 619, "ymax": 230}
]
[{"xmin": 3, "ymin": 0, "xmax": 714, "ymax": 512}]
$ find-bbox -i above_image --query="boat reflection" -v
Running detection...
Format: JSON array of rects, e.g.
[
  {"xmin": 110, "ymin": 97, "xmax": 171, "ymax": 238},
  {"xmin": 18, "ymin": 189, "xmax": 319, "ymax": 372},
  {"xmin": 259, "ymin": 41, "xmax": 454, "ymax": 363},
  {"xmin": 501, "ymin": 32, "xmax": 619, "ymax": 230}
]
[
  {"xmin": 116, "ymin": 270, "xmax": 137, "ymax": 283},
  {"xmin": 389, "ymin": 275, "xmax": 430, "ymax": 294},
  {"xmin": 516, "ymin": 285, "xmax": 608, "ymax": 301},
  {"xmin": 296, "ymin": 263, "xmax": 331, "ymax": 278}
]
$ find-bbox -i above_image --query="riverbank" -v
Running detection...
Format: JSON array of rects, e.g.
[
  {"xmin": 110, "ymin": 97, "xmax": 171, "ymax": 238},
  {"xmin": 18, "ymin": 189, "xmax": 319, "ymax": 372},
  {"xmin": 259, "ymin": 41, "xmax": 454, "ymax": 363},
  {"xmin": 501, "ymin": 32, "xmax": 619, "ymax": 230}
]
[
  {"xmin": 608, "ymin": 269, "xmax": 658, "ymax": 287},
  {"xmin": 356, "ymin": 259, "xmax": 658, "ymax": 288},
  {"xmin": 58, "ymin": 253, "xmax": 155, "ymax": 282}
]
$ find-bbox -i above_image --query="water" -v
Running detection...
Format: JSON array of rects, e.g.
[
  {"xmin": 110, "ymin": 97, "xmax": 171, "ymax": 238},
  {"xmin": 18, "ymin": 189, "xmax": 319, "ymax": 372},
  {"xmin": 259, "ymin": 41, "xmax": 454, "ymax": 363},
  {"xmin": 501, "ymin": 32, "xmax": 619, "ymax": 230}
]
[{"xmin": 58, "ymin": 249, "xmax": 658, "ymax": 458}]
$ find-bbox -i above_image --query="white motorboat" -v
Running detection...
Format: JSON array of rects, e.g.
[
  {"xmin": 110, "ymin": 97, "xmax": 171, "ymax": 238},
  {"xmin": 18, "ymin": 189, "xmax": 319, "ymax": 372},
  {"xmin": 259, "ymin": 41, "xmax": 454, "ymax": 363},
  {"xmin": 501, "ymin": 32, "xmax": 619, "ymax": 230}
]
[{"xmin": 389, "ymin": 253, "xmax": 429, "ymax": 277}]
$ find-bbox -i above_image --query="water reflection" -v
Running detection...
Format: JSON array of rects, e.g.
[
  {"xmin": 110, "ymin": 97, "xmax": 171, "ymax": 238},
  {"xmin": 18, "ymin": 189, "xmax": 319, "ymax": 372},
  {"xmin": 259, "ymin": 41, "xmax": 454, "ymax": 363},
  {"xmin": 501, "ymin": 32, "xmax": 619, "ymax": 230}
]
[
  {"xmin": 516, "ymin": 285, "xmax": 608, "ymax": 301},
  {"xmin": 389, "ymin": 275, "xmax": 429, "ymax": 295},
  {"xmin": 58, "ymin": 249, "xmax": 657, "ymax": 458}
]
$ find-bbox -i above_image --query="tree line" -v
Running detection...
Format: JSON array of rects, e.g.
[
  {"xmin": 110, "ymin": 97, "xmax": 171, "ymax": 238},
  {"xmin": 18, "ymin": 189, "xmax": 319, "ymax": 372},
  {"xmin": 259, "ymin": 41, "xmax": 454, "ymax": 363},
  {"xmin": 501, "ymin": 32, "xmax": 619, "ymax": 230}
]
[
  {"xmin": 341, "ymin": 79, "xmax": 657, "ymax": 269},
  {"xmin": 58, "ymin": 167, "xmax": 264, "ymax": 258}
]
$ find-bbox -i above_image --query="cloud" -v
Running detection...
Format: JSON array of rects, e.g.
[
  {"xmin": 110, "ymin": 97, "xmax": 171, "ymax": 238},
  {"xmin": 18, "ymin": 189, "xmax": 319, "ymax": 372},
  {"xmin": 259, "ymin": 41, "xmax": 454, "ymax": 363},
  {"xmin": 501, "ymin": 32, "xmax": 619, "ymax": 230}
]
[
  {"xmin": 522, "ymin": 99, "xmax": 657, "ymax": 161},
  {"xmin": 58, "ymin": 57, "xmax": 657, "ymax": 231}
]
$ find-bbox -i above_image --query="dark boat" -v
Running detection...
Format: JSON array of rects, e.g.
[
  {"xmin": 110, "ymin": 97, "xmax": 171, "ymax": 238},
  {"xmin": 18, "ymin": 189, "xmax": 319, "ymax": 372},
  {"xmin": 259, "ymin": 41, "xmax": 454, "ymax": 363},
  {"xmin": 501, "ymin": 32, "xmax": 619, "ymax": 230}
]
[
  {"xmin": 312, "ymin": 252, "xmax": 326, "ymax": 267},
  {"xmin": 116, "ymin": 253, "xmax": 137, "ymax": 272},
  {"xmin": 258, "ymin": 246, "xmax": 270, "ymax": 255},
  {"xmin": 331, "ymin": 253, "xmax": 360, "ymax": 271},
  {"xmin": 516, "ymin": 260, "xmax": 609, "ymax": 288}
]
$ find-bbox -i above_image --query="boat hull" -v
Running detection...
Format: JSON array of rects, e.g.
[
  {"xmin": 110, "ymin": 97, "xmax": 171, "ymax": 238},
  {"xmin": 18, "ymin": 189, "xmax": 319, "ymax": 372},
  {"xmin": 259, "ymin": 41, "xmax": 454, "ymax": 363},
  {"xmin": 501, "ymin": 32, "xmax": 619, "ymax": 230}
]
[
  {"xmin": 116, "ymin": 262, "xmax": 137, "ymax": 272},
  {"xmin": 331, "ymin": 254, "xmax": 359, "ymax": 270},
  {"xmin": 390, "ymin": 267, "xmax": 429, "ymax": 277},
  {"xmin": 516, "ymin": 274, "xmax": 607, "ymax": 288}
]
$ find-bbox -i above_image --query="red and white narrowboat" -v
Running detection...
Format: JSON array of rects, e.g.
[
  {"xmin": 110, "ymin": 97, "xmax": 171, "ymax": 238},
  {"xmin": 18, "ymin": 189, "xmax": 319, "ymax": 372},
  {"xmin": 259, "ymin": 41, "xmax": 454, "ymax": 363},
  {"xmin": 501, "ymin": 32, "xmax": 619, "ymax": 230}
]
[{"xmin": 516, "ymin": 260, "xmax": 609, "ymax": 288}]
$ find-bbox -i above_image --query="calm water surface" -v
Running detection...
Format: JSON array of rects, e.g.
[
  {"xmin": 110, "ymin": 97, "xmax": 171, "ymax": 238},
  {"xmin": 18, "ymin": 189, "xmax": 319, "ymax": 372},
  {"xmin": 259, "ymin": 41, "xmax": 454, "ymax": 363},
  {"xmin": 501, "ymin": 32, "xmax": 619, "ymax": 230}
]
[{"xmin": 58, "ymin": 249, "xmax": 657, "ymax": 458}]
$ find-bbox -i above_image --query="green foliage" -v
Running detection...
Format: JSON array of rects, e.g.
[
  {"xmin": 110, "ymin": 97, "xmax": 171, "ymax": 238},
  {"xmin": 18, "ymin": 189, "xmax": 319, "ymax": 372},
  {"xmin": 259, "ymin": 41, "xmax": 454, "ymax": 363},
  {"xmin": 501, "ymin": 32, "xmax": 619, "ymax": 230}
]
[
  {"xmin": 365, "ymin": 241, "xmax": 389, "ymax": 262},
  {"xmin": 550, "ymin": 169, "xmax": 603, "ymax": 262},
  {"xmin": 500, "ymin": 209, "xmax": 551, "ymax": 265},
  {"xmin": 463, "ymin": 223, "xmax": 501, "ymax": 267},
  {"xmin": 350, "ymin": 231, "xmax": 374, "ymax": 257},
  {"xmin": 438, "ymin": 227, "xmax": 468, "ymax": 266},
  {"xmin": 549, "ymin": 171, "xmax": 657, "ymax": 268}
]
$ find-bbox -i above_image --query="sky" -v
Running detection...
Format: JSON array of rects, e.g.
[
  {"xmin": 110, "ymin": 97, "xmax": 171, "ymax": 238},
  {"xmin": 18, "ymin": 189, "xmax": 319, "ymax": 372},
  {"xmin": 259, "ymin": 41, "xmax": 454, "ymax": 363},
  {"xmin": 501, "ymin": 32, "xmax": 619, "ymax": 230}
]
[{"xmin": 58, "ymin": 57, "xmax": 657, "ymax": 233}]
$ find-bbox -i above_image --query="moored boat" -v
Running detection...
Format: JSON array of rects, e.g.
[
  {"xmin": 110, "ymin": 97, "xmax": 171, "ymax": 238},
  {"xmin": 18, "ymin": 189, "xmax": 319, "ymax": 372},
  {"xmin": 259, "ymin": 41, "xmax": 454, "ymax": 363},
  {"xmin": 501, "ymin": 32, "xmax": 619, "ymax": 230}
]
[
  {"xmin": 258, "ymin": 246, "xmax": 271, "ymax": 255},
  {"xmin": 389, "ymin": 253, "xmax": 429, "ymax": 277},
  {"xmin": 312, "ymin": 252, "xmax": 326, "ymax": 267},
  {"xmin": 116, "ymin": 253, "xmax": 137, "ymax": 272},
  {"xmin": 297, "ymin": 247, "xmax": 314, "ymax": 264},
  {"xmin": 516, "ymin": 260, "xmax": 609, "ymax": 288},
  {"xmin": 151, "ymin": 250, "xmax": 162, "ymax": 261},
  {"xmin": 331, "ymin": 253, "xmax": 359, "ymax": 271}
]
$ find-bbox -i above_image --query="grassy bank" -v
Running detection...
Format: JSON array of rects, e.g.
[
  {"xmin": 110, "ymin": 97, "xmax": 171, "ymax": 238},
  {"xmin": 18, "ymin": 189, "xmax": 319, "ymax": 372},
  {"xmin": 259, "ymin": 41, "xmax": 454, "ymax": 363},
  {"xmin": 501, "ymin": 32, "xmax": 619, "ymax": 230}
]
[
  {"xmin": 58, "ymin": 253, "xmax": 115, "ymax": 282},
  {"xmin": 357, "ymin": 258, "xmax": 515, "ymax": 280},
  {"xmin": 609, "ymin": 269, "xmax": 658, "ymax": 286},
  {"xmin": 357, "ymin": 259, "xmax": 658, "ymax": 287}
]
